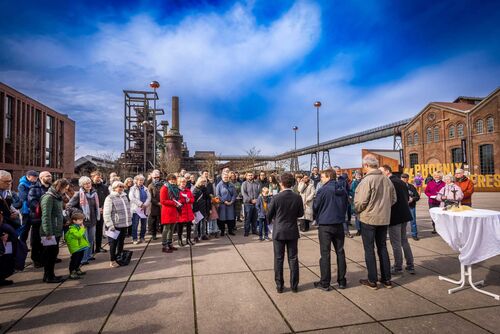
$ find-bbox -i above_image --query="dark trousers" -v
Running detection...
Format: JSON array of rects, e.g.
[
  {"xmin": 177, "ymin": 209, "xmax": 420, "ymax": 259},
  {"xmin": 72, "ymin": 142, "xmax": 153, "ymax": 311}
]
[
  {"xmin": 95, "ymin": 217, "xmax": 104, "ymax": 252},
  {"xmin": 148, "ymin": 215, "xmax": 161, "ymax": 237},
  {"xmin": 273, "ymin": 239, "xmax": 299, "ymax": 290},
  {"xmin": 299, "ymin": 219, "xmax": 310, "ymax": 232},
  {"xmin": 109, "ymin": 227, "xmax": 127, "ymax": 261},
  {"xmin": 177, "ymin": 222, "xmax": 192, "ymax": 240},
  {"xmin": 42, "ymin": 238, "xmax": 60, "ymax": 279},
  {"xmin": 361, "ymin": 222, "xmax": 391, "ymax": 283},
  {"xmin": 429, "ymin": 202, "xmax": 440, "ymax": 230},
  {"xmin": 19, "ymin": 214, "xmax": 31, "ymax": 243},
  {"xmin": 346, "ymin": 205, "xmax": 352, "ymax": 222},
  {"xmin": 69, "ymin": 250, "xmax": 84, "ymax": 273},
  {"xmin": 217, "ymin": 220, "xmax": 235, "ymax": 235},
  {"xmin": 244, "ymin": 204, "xmax": 258, "ymax": 234},
  {"xmin": 258, "ymin": 218, "xmax": 269, "ymax": 239},
  {"xmin": 318, "ymin": 224, "xmax": 347, "ymax": 286},
  {"xmin": 30, "ymin": 222, "xmax": 43, "ymax": 264}
]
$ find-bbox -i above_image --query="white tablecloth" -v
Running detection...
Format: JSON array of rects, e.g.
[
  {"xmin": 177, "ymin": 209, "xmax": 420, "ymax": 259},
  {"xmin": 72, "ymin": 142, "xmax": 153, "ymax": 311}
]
[{"xmin": 429, "ymin": 207, "xmax": 500, "ymax": 265}]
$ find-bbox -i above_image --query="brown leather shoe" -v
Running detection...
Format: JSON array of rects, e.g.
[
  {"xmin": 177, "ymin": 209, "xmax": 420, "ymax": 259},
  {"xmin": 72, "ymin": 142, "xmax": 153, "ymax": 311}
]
[
  {"xmin": 162, "ymin": 246, "xmax": 172, "ymax": 253},
  {"xmin": 359, "ymin": 279, "xmax": 378, "ymax": 290}
]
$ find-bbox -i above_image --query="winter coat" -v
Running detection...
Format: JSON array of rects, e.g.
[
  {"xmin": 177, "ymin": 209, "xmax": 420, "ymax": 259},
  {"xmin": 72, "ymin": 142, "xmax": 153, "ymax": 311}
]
[
  {"xmin": 65, "ymin": 224, "xmax": 90, "ymax": 254},
  {"xmin": 406, "ymin": 183, "xmax": 420, "ymax": 208},
  {"xmin": 103, "ymin": 191, "xmax": 132, "ymax": 229},
  {"xmin": 349, "ymin": 179, "xmax": 361, "ymax": 213},
  {"xmin": 66, "ymin": 189, "xmax": 99, "ymax": 228},
  {"xmin": 28, "ymin": 181, "xmax": 49, "ymax": 222},
  {"xmin": 148, "ymin": 181, "xmax": 163, "ymax": 217},
  {"xmin": 389, "ymin": 175, "xmax": 413, "ymax": 226},
  {"xmin": 241, "ymin": 180, "xmax": 260, "ymax": 204},
  {"xmin": 354, "ymin": 169, "xmax": 397, "ymax": 226},
  {"xmin": 92, "ymin": 182, "xmax": 109, "ymax": 207},
  {"xmin": 178, "ymin": 188, "xmax": 195, "ymax": 222},
  {"xmin": 216, "ymin": 181, "xmax": 237, "ymax": 221},
  {"xmin": 313, "ymin": 180, "xmax": 348, "ymax": 225},
  {"xmin": 256, "ymin": 194, "xmax": 271, "ymax": 219},
  {"xmin": 310, "ymin": 173, "xmax": 321, "ymax": 188},
  {"xmin": 455, "ymin": 177, "xmax": 474, "ymax": 205},
  {"xmin": 18, "ymin": 176, "xmax": 35, "ymax": 215},
  {"xmin": 298, "ymin": 182, "xmax": 315, "ymax": 221},
  {"xmin": 160, "ymin": 184, "xmax": 179, "ymax": 224},
  {"xmin": 40, "ymin": 187, "xmax": 64, "ymax": 237},
  {"xmin": 267, "ymin": 183, "xmax": 280, "ymax": 196},
  {"xmin": 128, "ymin": 185, "xmax": 152, "ymax": 215},
  {"xmin": 437, "ymin": 183, "xmax": 464, "ymax": 207},
  {"xmin": 424, "ymin": 180, "xmax": 445, "ymax": 206},
  {"xmin": 192, "ymin": 186, "xmax": 209, "ymax": 218}
]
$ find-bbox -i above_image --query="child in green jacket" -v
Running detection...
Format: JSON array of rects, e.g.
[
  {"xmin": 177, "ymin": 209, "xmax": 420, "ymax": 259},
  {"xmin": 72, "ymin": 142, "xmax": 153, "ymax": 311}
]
[{"xmin": 64, "ymin": 212, "xmax": 90, "ymax": 279}]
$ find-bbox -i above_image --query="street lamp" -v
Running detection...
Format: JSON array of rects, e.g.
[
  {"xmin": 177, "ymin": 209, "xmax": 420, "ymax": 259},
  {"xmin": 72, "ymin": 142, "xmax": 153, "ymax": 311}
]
[
  {"xmin": 149, "ymin": 80, "xmax": 160, "ymax": 168},
  {"xmin": 314, "ymin": 101, "xmax": 321, "ymax": 167},
  {"xmin": 142, "ymin": 120, "xmax": 149, "ymax": 173},
  {"xmin": 292, "ymin": 126, "xmax": 299, "ymax": 151}
]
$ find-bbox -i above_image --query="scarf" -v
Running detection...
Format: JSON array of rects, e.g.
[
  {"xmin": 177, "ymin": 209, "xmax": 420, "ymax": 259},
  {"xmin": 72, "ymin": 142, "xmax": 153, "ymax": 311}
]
[
  {"xmin": 79, "ymin": 188, "xmax": 100, "ymax": 221},
  {"xmin": 167, "ymin": 183, "xmax": 180, "ymax": 200}
]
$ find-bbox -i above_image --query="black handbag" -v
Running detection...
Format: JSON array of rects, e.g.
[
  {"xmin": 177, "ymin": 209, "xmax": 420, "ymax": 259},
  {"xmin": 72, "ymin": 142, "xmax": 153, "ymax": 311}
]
[{"xmin": 116, "ymin": 249, "xmax": 133, "ymax": 266}]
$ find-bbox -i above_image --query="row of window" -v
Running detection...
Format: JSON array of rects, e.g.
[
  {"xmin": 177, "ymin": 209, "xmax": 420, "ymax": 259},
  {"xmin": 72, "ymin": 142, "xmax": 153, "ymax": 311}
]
[
  {"xmin": 407, "ymin": 117, "xmax": 495, "ymax": 146},
  {"xmin": 408, "ymin": 144, "xmax": 495, "ymax": 175}
]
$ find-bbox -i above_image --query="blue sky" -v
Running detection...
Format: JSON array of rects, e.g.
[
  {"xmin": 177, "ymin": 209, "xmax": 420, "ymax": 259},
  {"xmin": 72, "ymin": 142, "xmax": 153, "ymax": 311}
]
[{"xmin": 1, "ymin": 0, "xmax": 499, "ymax": 168}]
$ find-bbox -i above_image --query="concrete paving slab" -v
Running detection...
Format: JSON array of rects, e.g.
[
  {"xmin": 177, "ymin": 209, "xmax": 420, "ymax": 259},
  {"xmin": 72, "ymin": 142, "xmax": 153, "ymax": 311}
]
[
  {"xmin": 455, "ymin": 306, "xmax": 500, "ymax": 334},
  {"xmin": 233, "ymin": 240, "xmax": 285, "ymax": 271},
  {"xmin": 195, "ymin": 271, "xmax": 290, "ymax": 334},
  {"xmin": 336, "ymin": 263, "xmax": 445, "ymax": 321},
  {"xmin": 130, "ymin": 243, "xmax": 192, "ymax": 281},
  {"xmin": 0, "ymin": 289, "xmax": 52, "ymax": 333},
  {"xmin": 382, "ymin": 312, "xmax": 490, "ymax": 334},
  {"xmin": 7, "ymin": 283, "xmax": 122, "ymax": 333},
  {"xmin": 254, "ymin": 269, "xmax": 373, "ymax": 332},
  {"xmin": 102, "ymin": 278, "xmax": 194, "ymax": 334},
  {"xmin": 191, "ymin": 242, "xmax": 248, "ymax": 276},
  {"xmin": 409, "ymin": 235, "xmax": 459, "ymax": 256},
  {"xmin": 310, "ymin": 322, "xmax": 391, "ymax": 334}
]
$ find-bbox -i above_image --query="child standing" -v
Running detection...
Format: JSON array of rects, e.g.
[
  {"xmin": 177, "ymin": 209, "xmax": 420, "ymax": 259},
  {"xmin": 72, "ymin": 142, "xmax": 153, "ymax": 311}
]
[
  {"xmin": 65, "ymin": 212, "xmax": 90, "ymax": 280},
  {"xmin": 207, "ymin": 197, "xmax": 220, "ymax": 238},
  {"xmin": 256, "ymin": 187, "xmax": 271, "ymax": 241}
]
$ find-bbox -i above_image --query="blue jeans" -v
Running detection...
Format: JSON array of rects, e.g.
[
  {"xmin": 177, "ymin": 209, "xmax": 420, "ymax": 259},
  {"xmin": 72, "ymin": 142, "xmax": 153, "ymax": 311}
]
[
  {"xmin": 355, "ymin": 215, "xmax": 361, "ymax": 231},
  {"xmin": 258, "ymin": 218, "xmax": 268, "ymax": 239},
  {"xmin": 132, "ymin": 213, "xmax": 147, "ymax": 241},
  {"xmin": 409, "ymin": 207, "xmax": 417, "ymax": 237},
  {"xmin": 82, "ymin": 225, "xmax": 96, "ymax": 263},
  {"xmin": 244, "ymin": 204, "xmax": 257, "ymax": 234}
]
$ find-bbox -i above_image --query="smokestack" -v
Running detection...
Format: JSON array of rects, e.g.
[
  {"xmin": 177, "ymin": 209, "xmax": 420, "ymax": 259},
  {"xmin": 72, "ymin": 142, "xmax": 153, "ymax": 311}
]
[{"xmin": 172, "ymin": 96, "xmax": 179, "ymax": 131}]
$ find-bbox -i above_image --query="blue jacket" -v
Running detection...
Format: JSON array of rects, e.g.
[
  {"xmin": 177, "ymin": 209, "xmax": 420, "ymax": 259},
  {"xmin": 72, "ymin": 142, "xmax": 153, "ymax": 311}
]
[
  {"xmin": 256, "ymin": 194, "xmax": 271, "ymax": 219},
  {"xmin": 28, "ymin": 181, "xmax": 50, "ymax": 222},
  {"xmin": 18, "ymin": 176, "xmax": 35, "ymax": 215},
  {"xmin": 313, "ymin": 180, "xmax": 348, "ymax": 225}
]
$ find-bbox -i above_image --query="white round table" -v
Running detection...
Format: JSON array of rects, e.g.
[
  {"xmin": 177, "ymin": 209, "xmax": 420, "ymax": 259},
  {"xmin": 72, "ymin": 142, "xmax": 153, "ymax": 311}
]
[{"xmin": 429, "ymin": 207, "xmax": 500, "ymax": 300}]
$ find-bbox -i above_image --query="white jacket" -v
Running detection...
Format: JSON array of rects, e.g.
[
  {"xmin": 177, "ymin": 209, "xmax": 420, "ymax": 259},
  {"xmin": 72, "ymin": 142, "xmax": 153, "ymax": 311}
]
[{"xmin": 128, "ymin": 185, "xmax": 152, "ymax": 215}]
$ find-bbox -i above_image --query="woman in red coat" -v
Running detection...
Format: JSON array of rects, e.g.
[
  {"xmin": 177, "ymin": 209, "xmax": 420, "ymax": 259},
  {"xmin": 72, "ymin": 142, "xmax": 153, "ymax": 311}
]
[
  {"xmin": 160, "ymin": 174, "xmax": 181, "ymax": 253},
  {"xmin": 177, "ymin": 177, "xmax": 195, "ymax": 247}
]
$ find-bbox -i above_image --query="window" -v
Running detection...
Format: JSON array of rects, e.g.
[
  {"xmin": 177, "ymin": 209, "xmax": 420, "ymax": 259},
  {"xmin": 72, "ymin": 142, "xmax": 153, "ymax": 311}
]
[
  {"xmin": 479, "ymin": 144, "xmax": 494, "ymax": 174},
  {"xmin": 451, "ymin": 148, "xmax": 463, "ymax": 163},
  {"xmin": 457, "ymin": 123, "xmax": 464, "ymax": 137},
  {"xmin": 487, "ymin": 117, "xmax": 494, "ymax": 133},
  {"xmin": 45, "ymin": 115, "xmax": 54, "ymax": 167},
  {"xmin": 426, "ymin": 128, "xmax": 432, "ymax": 143},
  {"xmin": 34, "ymin": 109, "xmax": 41, "ymax": 166},
  {"xmin": 407, "ymin": 134, "xmax": 413, "ymax": 146},
  {"xmin": 58, "ymin": 121, "xmax": 64, "ymax": 168},
  {"xmin": 409, "ymin": 153, "xmax": 418, "ymax": 168},
  {"xmin": 448, "ymin": 125, "xmax": 455, "ymax": 139},
  {"xmin": 4, "ymin": 96, "xmax": 13, "ymax": 140},
  {"xmin": 414, "ymin": 132, "xmax": 419, "ymax": 145},
  {"xmin": 433, "ymin": 126, "xmax": 440, "ymax": 142},
  {"xmin": 476, "ymin": 119, "xmax": 484, "ymax": 134}
]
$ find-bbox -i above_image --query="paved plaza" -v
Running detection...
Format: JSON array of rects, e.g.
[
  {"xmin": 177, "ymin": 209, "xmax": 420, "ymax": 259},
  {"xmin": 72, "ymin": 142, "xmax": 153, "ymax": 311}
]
[{"xmin": 1, "ymin": 193, "xmax": 499, "ymax": 334}]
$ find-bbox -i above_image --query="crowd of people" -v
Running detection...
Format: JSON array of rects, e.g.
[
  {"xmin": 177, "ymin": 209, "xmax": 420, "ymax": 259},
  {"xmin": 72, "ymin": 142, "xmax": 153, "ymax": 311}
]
[{"xmin": 0, "ymin": 155, "xmax": 475, "ymax": 291}]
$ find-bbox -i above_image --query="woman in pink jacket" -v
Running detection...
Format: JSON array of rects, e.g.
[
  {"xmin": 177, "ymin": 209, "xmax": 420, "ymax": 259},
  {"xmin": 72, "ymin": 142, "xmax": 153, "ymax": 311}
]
[{"xmin": 424, "ymin": 171, "xmax": 445, "ymax": 234}]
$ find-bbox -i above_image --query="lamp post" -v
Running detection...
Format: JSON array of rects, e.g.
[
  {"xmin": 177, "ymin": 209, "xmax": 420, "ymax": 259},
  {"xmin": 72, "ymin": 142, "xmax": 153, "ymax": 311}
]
[
  {"xmin": 142, "ymin": 120, "xmax": 148, "ymax": 173},
  {"xmin": 292, "ymin": 126, "xmax": 299, "ymax": 151},
  {"xmin": 149, "ymin": 80, "xmax": 160, "ymax": 168},
  {"xmin": 314, "ymin": 101, "xmax": 321, "ymax": 166}
]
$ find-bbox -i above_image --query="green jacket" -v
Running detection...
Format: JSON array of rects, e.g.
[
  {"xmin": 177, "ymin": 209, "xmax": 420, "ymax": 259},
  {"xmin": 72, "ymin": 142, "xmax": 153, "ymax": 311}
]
[
  {"xmin": 40, "ymin": 187, "xmax": 64, "ymax": 238},
  {"xmin": 65, "ymin": 224, "xmax": 90, "ymax": 254}
]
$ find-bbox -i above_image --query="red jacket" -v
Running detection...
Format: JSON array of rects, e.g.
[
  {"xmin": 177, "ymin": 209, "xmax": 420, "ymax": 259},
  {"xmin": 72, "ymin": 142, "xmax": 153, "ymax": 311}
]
[
  {"xmin": 160, "ymin": 185, "xmax": 179, "ymax": 224},
  {"xmin": 178, "ymin": 188, "xmax": 195, "ymax": 222},
  {"xmin": 456, "ymin": 177, "xmax": 474, "ymax": 205}
]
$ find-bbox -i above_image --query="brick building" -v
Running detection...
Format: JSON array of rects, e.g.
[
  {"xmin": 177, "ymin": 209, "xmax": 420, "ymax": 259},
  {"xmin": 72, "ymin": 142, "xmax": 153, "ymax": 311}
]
[
  {"xmin": 0, "ymin": 82, "xmax": 75, "ymax": 186},
  {"xmin": 402, "ymin": 87, "xmax": 500, "ymax": 190}
]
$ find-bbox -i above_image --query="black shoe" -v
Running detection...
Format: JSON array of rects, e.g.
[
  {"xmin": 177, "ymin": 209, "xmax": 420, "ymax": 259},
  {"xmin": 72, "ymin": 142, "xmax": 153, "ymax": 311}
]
[
  {"xmin": 276, "ymin": 287, "xmax": 284, "ymax": 293},
  {"xmin": 228, "ymin": 231, "xmax": 235, "ymax": 236},
  {"xmin": 431, "ymin": 230, "xmax": 437, "ymax": 234},
  {"xmin": 314, "ymin": 281, "xmax": 333, "ymax": 291},
  {"xmin": 355, "ymin": 231, "xmax": 361, "ymax": 237},
  {"xmin": 55, "ymin": 258, "xmax": 62, "ymax": 263},
  {"xmin": 201, "ymin": 235, "xmax": 209, "ymax": 240},
  {"xmin": 412, "ymin": 236, "xmax": 420, "ymax": 241},
  {"xmin": 220, "ymin": 232, "xmax": 225, "ymax": 237},
  {"xmin": 45, "ymin": 277, "xmax": 63, "ymax": 284},
  {"xmin": 0, "ymin": 279, "xmax": 13, "ymax": 286},
  {"xmin": 338, "ymin": 280, "xmax": 347, "ymax": 289},
  {"xmin": 292, "ymin": 288, "xmax": 298, "ymax": 293},
  {"xmin": 243, "ymin": 233, "xmax": 249, "ymax": 237},
  {"xmin": 34, "ymin": 262, "xmax": 44, "ymax": 268},
  {"xmin": 99, "ymin": 247, "xmax": 108, "ymax": 253},
  {"xmin": 88, "ymin": 257, "xmax": 96, "ymax": 261},
  {"xmin": 359, "ymin": 279, "xmax": 378, "ymax": 290},
  {"xmin": 380, "ymin": 280, "xmax": 393, "ymax": 289}
]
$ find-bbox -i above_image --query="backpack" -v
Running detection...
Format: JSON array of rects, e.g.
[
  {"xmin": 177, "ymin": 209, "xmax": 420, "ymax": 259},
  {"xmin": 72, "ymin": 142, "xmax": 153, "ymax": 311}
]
[{"xmin": 116, "ymin": 249, "xmax": 133, "ymax": 266}]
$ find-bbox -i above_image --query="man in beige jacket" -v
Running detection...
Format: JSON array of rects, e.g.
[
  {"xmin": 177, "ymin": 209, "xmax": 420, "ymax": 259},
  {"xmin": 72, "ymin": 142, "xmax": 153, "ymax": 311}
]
[{"xmin": 354, "ymin": 154, "xmax": 396, "ymax": 289}]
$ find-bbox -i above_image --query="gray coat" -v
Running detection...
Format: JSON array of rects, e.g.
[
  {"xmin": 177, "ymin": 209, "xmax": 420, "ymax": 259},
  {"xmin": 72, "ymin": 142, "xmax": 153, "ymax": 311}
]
[
  {"xmin": 241, "ymin": 180, "xmax": 260, "ymax": 204},
  {"xmin": 216, "ymin": 181, "xmax": 237, "ymax": 221}
]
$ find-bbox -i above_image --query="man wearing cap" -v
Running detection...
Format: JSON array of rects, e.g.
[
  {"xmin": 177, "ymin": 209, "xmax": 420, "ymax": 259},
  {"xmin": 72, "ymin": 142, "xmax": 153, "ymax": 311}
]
[
  {"xmin": 18, "ymin": 170, "xmax": 39, "ymax": 244},
  {"xmin": 454, "ymin": 169, "xmax": 474, "ymax": 206}
]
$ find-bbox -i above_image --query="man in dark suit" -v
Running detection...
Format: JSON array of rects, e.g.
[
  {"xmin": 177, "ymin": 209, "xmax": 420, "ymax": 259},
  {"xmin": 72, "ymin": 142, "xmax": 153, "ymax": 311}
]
[{"xmin": 267, "ymin": 173, "xmax": 304, "ymax": 293}]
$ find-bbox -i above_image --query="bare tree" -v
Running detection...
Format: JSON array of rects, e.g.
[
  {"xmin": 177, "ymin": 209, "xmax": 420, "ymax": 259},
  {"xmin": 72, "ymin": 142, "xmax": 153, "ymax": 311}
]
[{"xmin": 158, "ymin": 151, "xmax": 180, "ymax": 175}]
